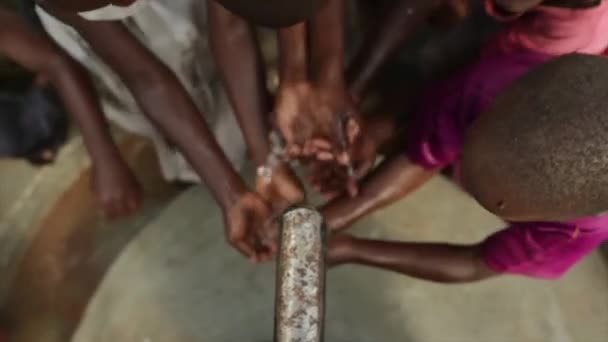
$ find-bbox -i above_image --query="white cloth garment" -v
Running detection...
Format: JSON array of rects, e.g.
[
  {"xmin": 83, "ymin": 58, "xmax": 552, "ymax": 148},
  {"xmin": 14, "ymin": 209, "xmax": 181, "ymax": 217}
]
[
  {"xmin": 37, "ymin": 0, "xmax": 246, "ymax": 183},
  {"xmin": 78, "ymin": 0, "xmax": 149, "ymax": 20}
]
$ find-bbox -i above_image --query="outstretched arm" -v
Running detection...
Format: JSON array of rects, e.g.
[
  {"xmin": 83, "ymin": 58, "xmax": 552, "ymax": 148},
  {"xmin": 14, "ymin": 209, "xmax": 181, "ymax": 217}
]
[
  {"xmin": 0, "ymin": 7, "xmax": 141, "ymax": 218},
  {"xmin": 328, "ymin": 235, "xmax": 497, "ymax": 283},
  {"xmin": 208, "ymin": 1, "xmax": 270, "ymax": 166},
  {"xmin": 208, "ymin": 1, "xmax": 304, "ymax": 209},
  {"xmin": 322, "ymin": 154, "xmax": 438, "ymax": 232},
  {"xmin": 46, "ymin": 9, "xmax": 248, "ymax": 208},
  {"xmin": 41, "ymin": 6, "xmax": 282, "ymax": 260},
  {"xmin": 275, "ymin": 0, "xmax": 359, "ymax": 163}
]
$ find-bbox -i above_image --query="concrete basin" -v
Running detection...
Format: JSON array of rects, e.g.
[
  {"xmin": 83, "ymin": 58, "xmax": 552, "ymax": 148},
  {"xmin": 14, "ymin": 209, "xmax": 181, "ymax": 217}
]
[{"xmin": 70, "ymin": 178, "xmax": 608, "ymax": 342}]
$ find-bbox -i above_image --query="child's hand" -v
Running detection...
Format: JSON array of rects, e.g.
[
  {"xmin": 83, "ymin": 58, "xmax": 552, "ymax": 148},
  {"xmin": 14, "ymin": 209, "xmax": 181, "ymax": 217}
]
[
  {"xmin": 223, "ymin": 192, "xmax": 277, "ymax": 263},
  {"xmin": 255, "ymin": 163, "xmax": 305, "ymax": 212},
  {"xmin": 346, "ymin": 129, "xmax": 379, "ymax": 188},
  {"xmin": 307, "ymin": 161, "xmax": 349, "ymax": 200},
  {"xmin": 273, "ymin": 81, "xmax": 361, "ymax": 164},
  {"xmin": 308, "ymin": 130, "xmax": 379, "ymax": 199},
  {"xmin": 273, "ymin": 81, "xmax": 323, "ymax": 156},
  {"xmin": 327, "ymin": 233, "xmax": 356, "ymax": 267},
  {"xmin": 91, "ymin": 160, "xmax": 142, "ymax": 219}
]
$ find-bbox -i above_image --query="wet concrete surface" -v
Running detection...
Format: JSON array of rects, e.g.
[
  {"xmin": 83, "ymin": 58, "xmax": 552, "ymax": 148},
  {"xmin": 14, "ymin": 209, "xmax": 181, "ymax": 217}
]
[{"xmin": 0, "ymin": 136, "xmax": 176, "ymax": 341}]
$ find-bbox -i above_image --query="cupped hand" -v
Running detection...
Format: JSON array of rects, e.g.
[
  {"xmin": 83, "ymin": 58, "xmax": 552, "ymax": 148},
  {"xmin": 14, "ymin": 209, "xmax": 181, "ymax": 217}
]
[
  {"xmin": 273, "ymin": 81, "xmax": 361, "ymax": 164},
  {"xmin": 256, "ymin": 162, "xmax": 305, "ymax": 212},
  {"xmin": 223, "ymin": 192, "xmax": 278, "ymax": 263}
]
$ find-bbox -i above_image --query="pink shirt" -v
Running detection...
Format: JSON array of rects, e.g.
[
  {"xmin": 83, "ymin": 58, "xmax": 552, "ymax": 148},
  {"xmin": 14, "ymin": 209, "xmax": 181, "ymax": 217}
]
[
  {"xmin": 486, "ymin": 0, "xmax": 608, "ymax": 55},
  {"xmin": 407, "ymin": 2, "xmax": 608, "ymax": 279}
]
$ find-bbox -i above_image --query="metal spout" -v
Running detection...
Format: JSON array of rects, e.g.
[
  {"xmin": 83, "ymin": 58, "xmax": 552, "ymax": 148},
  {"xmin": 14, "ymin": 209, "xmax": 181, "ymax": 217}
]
[{"xmin": 274, "ymin": 207, "xmax": 326, "ymax": 342}]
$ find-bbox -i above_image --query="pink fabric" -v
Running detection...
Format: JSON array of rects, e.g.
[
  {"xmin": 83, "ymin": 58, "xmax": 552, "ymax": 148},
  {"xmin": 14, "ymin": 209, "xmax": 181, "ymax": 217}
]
[
  {"xmin": 407, "ymin": 48, "xmax": 551, "ymax": 170},
  {"xmin": 486, "ymin": 0, "xmax": 608, "ymax": 55},
  {"xmin": 483, "ymin": 216, "xmax": 608, "ymax": 279},
  {"xmin": 406, "ymin": 2, "xmax": 608, "ymax": 279}
]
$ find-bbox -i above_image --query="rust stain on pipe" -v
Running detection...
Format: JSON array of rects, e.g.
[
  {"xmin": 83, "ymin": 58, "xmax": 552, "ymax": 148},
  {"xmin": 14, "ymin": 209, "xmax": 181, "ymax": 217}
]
[{"xmin": 275, "ymin": 207, "xmax": 326, "ymax": 342}]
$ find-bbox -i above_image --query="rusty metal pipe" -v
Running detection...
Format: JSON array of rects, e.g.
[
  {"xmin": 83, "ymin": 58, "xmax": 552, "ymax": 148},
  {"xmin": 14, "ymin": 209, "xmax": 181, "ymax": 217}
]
[{"xmin": 274, "ymin": 207, "xmax": 326, "ymax": 342}]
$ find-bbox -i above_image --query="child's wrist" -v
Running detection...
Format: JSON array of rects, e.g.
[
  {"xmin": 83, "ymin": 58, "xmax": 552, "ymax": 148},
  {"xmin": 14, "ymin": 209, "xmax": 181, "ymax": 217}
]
[
  {"xmin": 219, "ymin": 181, "xmax": 249, "ymax": 211},
  {"xmin": 91, "ymin": 147, "xmax": 127, "ymax": 171},
  {"xmin": 256, "ymin": 131, "xmax": 290, "ymax": 185}
]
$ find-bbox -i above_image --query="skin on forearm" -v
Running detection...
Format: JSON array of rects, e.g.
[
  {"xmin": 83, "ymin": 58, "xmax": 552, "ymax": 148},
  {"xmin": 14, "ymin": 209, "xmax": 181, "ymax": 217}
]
[
  {"xmin": 209, "ymin": 1, "xmax": 271, "ymax": 166},
  {"xmin": 278, "ymin": 23, "xmax": 308, "ymax": 84},
  {"xmin": 49, "ymin": 11, "xmax": 248, "ymax": 207},
  {"xmin": 344, "ymin": 238, "xmax": 496, "ymax": 283},
  {"xmin": 47, "ymin": 56, "xmax": 125, "ymax": 166},
  {"xmin": 310, "ymin": 0, "xmax": 345, "ymax": 86},
  {"xmin": 322, "ymin": 154, "xmax": 437, "ymax": 232},
  {"xmin": 347, "ymin": 0, "xmax": 441, "ymax": 98},
  {"xmin": 0, "ymin": 9, "xmax": 122, "ymax": 167}
]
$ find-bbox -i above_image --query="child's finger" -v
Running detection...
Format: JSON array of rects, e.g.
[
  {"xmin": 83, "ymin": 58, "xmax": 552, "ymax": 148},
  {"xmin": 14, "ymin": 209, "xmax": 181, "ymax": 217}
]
[
  {"xmin": 303, "ymin": 140, "xmax": 315, "ymax": 156},
  {"xmin": 317, "ymin": 151, "xmax": 335, "ymax": 161},
  {"xmin": 311, "ymin": 138, "xmax": 333, "ymax": 151},
  {"xmin": 322, "ymin": 190, "xmax": 343, "ymax": 201},
  {"xmin": 234, "ymin": 239, "xmax": 257, "ymax": 261},
  {"xmin": 346, "ymin": 118, "xmax": 361, "ymax": 144},
  {"xmin": 287, "ymin": 144, "xmax": 302, "ymax": 157},
  {"xmin": 337, "ymin": 151, "xmax": 351, "ymax": 166}
]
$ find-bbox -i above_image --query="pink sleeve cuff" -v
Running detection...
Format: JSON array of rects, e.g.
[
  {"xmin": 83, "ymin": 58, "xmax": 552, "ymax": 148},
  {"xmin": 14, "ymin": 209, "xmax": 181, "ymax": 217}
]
[{"xmin": 481, "ymin": 221, "xmax": 603, "ymax": 279}]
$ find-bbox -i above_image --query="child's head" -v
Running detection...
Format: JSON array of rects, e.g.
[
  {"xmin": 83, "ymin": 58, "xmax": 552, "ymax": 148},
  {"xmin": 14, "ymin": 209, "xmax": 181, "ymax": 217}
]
[
  {"xmin": 0, "ymin": 86, "xmax": 68, "ymax": 165},
  {"xmin": 461, "ymin": 53, "xmax": 608, "ymax": 222}
]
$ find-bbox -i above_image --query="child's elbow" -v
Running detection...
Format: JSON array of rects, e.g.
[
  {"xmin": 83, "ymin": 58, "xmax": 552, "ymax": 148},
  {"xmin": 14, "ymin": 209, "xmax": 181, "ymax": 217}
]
[{"xmin": 439, "ymin": 252, "xmax": 498, "ymax": 284}]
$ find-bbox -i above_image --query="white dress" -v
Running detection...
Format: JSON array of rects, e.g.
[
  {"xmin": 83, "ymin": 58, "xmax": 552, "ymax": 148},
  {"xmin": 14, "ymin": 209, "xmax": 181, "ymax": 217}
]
[{"xmin": 36, "ymin": 0, "xmax": 246, "ymax": 183}]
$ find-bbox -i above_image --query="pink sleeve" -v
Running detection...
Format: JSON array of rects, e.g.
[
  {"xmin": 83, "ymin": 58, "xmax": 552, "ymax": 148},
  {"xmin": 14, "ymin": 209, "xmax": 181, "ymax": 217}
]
[
  {"xmin": 481, "ymin": 221, "xmax": 604, "ymax": 279},
  {"xmin": 407, "ymin": 73, "xmax": 472, "ymax": 170},
  {"xmin": 407, "ymin": 48, "xmax": 549, "ymax": 170}
]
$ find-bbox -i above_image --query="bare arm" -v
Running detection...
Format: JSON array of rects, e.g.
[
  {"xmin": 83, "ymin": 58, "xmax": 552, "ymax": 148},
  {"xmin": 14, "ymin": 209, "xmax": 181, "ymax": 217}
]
[
  {"xmin": 47, "ymin": 9, "xmax": 248, "ymax": 208},
  {"xmin": 0, "ymin": 8, "xmax": 140, "ymax": 218},
  {"xmin": 0, "ymin": 9, "xmax": 121, "ymax": 170},
  {"xmin": 347, "ymin": 0, "xmax": 441, "ymax": 99},
  {"xmin": 309, "ymin": 0, "xmax": 346, "ymax": 87},
  {"xmin": 209, "ymin": 1, "xmax": 305, "ymax": 209},
  {"xmin": 278, "ymin": 22, "xmax": 308, "ymax": 85},
  {"xmin": 322, "ymin": 154, "xmax": 438, "ymax": 232},
  {"xmin": 273, "ymin": 22, "xmax": 312, "ymax": 150},
  {"xmin": 329, "ymin": 236, "xmax": 496, "ymax": 283},
  {"xmin": 208, "ymin": 1, "xmax": 270, "ymax": 166}
]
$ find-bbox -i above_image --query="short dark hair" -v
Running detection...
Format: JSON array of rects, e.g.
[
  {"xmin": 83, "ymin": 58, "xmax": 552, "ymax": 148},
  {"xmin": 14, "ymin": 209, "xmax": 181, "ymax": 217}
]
[
  {"xmin": 0, "ymin": 86, "xmax": 68, "ymax": 165},
  {"xmin": 216, "ymin": 0, "xmax": 325, "ymax": 27},
  {"xmin": 461, "ymin": 53, "xmax": 608, "ymax": 222}
]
